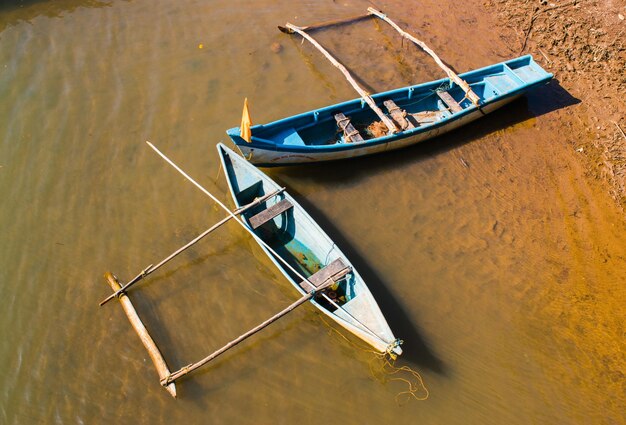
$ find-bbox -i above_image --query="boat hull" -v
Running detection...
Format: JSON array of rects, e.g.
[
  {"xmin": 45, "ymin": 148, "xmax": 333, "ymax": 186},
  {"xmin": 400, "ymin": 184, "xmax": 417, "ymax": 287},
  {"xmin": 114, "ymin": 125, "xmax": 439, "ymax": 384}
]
[
  {"xmin": 227, "ymin": 55, "xmax": 552, "ymax": 166},
  {"xmin": 236, "ymin": 93, "xmax": 520, "ymax": 165},
  {"xmin": 216, "ymin": 143, "xmax": 402, "ymax": 356}
]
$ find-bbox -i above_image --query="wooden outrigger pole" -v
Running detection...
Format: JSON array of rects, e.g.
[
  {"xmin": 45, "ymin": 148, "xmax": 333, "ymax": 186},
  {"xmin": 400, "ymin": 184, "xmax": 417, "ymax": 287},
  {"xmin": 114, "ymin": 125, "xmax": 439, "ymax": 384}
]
[
  {"xmin": 100, "ymin": 154, "xmax": 287, "ymax": 397},
  {"xmin": 367, "ymin": 8, "xmax": 481, "ymax": 106},
  {"xmin": 161, "ymin": 269, "xmax": 350, "ymax": 386},
  {"xmin": 282, "ymin": 23, "xmax": 399, "ymax": 135}
]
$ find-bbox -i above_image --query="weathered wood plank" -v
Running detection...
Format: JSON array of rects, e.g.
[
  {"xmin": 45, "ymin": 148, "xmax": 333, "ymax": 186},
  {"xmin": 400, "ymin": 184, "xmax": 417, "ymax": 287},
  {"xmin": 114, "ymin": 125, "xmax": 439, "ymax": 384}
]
[
  {"xmin": 437, "ymin": 91, "xmax": 463, "ymax": 113},
  {"xmin": 299, "ymin": 258, "xmax": 351, "ymax": 292},
  {"xmin": 383, "ymin": 100, "xmax": 414, "ymax": 130},
  {"xmin": 334, "ymin": 113, "xmax": 364, "ymax": 143},
  {"xmin": 249, "ymin": 198, "xmax": 293, "ymax": 229},
  {"xmin": 104, "ymin": 272, "xmax": 177, "ymax": 398},
  {"xmin": 410, "ymin": 110, "xmax": 445, "ymax": 125}
]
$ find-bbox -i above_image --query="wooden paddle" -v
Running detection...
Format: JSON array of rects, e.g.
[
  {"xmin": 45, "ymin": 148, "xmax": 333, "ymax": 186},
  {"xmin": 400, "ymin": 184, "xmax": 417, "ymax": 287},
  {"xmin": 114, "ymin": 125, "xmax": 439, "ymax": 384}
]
[{"xmin": 277, "ymin": 12, "xmax": 373, "ymax": 34}]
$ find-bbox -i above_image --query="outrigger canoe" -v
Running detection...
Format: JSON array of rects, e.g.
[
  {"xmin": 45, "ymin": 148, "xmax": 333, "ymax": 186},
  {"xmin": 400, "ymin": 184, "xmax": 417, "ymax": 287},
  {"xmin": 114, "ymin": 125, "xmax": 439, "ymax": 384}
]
[
  {"xmin": 217, "ymin": 143, "xmax": 403, "ymax": 356},
  {"xmin": 226, "ymin": 55, "xmax": 552, "ymax": 166}
]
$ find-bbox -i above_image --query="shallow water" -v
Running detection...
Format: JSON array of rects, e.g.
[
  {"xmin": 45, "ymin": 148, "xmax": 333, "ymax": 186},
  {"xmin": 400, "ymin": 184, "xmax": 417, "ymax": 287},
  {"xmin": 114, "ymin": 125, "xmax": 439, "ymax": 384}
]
[{"xmin": 0, "ymin": 0, "xmax": 624, "ymax": 424}]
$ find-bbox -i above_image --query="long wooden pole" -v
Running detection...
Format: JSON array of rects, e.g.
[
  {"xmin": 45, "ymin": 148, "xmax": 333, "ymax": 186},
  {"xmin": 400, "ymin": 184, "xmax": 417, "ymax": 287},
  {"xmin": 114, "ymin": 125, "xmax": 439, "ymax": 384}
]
[
  {"xmin": 367, "ymin": 8, "xmax": 481, "ymax": 107},
  {"xmin": 99, "ymin": 187, "xmax": 285, "ymax": 306},
  {"xmin": 104, "ymin": 272, "xmax": 177, "ymax": 398},
  {"xmin": 283, "ymin": 23, "xmax": 399, "ymax": 135},
  {"xmin": 161, "ymin": 277, "xmax": 338, "ymax": 386}
]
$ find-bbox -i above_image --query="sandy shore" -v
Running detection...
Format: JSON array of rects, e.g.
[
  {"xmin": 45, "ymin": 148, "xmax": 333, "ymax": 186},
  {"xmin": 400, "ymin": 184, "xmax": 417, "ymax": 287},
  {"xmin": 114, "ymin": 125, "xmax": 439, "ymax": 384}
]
[{"xmin": 488, "ymin": 0, "xmax": 626, "ymax": 209}]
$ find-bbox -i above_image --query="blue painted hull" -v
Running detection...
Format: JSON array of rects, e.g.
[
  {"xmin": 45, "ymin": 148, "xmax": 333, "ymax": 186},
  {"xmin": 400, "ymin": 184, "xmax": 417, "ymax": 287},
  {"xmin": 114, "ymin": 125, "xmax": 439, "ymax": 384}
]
[
  {"xmin": 216, "ymin": 143, "xmax": 402, "ymax": 355},
  {"xmin": 226, "ymin": 55, "xmax": 552, "ymax": 166}
]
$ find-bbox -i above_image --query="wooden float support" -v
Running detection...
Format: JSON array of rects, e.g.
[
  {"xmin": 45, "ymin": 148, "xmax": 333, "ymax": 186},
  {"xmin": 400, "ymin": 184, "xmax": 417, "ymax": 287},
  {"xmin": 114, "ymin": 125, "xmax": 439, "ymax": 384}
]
[
  {"xmin": 104, "ymin": 272, "xmax": 177, "ymax": 398},
  {"xmin": 99, "ymin": 187, "xmax": 286, "ymax": 306},
  {"xmin": 282, "ymin": 23, "xmax": 399, "ymax": 135},
  {"xmin": 161, "ymin": 265, "xmax": 349, "ymax": 386},
  {"xmin": 367, "ymin": 7, "xmax": 481, "ymax": 107}
]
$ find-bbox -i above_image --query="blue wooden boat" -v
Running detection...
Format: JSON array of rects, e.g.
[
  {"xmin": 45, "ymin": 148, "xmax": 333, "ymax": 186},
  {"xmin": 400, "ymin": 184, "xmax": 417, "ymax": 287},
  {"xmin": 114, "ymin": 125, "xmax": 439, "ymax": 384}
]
[
  {"xmin": 226, "ymin": 55, "xmax": 552, "ymax": 166},
  {"xmin": 217, "ymin": 143, "xmax": 403, "ymax": 356}
]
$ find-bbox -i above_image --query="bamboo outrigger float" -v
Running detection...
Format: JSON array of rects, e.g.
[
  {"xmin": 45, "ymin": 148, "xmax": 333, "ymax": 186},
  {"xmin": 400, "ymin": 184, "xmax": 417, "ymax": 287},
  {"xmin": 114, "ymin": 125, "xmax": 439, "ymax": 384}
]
[
  {"xmin": 227, "ymin": 8, "xmax": 552, "ymax": 165},
  {"xmin": 103, "ymin": 272, "xmax": 177, "ymax": 397},
  {"xmin": 100, "ymin": 142, "xmax": 401, "ymax": 397}
]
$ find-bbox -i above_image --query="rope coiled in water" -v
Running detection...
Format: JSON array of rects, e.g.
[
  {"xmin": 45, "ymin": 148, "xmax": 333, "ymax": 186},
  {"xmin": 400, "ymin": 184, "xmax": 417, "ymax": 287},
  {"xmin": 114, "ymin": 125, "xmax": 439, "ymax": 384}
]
[{"xmin": 319, "ymin": 315, "xmax": 429, "ymax": 403}]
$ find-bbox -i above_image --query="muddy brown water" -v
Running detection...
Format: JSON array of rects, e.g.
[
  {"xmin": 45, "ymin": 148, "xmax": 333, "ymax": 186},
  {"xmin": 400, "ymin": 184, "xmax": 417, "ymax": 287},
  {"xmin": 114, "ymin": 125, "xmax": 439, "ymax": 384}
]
[{"xmin": 0, "ymin": 0, "xmax": 624, "ymax": 424}]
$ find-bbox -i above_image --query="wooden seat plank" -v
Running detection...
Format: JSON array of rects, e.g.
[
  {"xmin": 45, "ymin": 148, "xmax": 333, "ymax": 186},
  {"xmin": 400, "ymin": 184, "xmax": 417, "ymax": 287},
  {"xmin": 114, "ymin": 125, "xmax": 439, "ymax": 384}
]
[
  {"xmin": 334, "ymin": 113, "xmax": 364, "ymax": 143},
  {"xmin": 436, "ymin": 91, "xmax": 463, "ymax": 113},
  {"xmin": 410, "ymin": 110, "xmax": 445, "ymax": 125},
  {"xmin": 383, "ymin": 100, "xmax": 414, "ymax": 130},
  {"xmin": 299, "ymin": 258, "xmax": 352, "ymax": 292},
  {"xmin": 249, "ymin": 199, "xmax": 293, "ymax": 229}
]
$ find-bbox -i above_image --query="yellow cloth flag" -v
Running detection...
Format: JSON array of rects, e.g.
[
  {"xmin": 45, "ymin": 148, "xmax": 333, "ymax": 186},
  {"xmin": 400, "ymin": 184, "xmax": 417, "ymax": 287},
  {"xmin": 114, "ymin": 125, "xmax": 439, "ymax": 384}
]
[{"xmin": 240, "ymin": 98, "xmax": 252, "ymax": 143}]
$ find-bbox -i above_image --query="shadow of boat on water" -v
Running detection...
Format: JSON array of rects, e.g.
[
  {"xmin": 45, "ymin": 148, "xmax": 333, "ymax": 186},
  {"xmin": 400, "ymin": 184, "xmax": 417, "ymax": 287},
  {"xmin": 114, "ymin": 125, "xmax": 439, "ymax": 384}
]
[
  {"xmin": 273, "ymin": 79, "xmax": 579, "ymax": 183},
  {"xmin": 263, "ymin": 181, "xmax": 448, "ymax": 375}
]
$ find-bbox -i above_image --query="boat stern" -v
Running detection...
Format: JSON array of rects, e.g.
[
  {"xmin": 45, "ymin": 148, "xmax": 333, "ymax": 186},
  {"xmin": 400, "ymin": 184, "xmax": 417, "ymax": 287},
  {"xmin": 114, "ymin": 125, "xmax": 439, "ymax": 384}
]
[
  {"xmin": 387, "ymin": 338, "xmax": 403, "ymax": 359},
  {"xmin": 226, "ymin": 127, "xmax": 248, "ymax": 147},
  {"xmin": 225, "ymin": 126, "xmax": 252, "ymax": 156},
  {"xmin": 505, "ymin": 54, "xmax": 553, "ymax": 86}
]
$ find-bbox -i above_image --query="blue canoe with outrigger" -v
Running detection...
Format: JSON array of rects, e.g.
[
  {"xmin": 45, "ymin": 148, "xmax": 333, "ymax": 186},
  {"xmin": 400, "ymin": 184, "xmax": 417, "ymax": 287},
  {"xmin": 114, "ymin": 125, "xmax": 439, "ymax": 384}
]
[
  {"xmin": 226, "ymin": 8, "xmax": 552, "ymax": 166},
  {"xmin": 217, "ymin": 143, "xmax": 403, "ymax": 357}
]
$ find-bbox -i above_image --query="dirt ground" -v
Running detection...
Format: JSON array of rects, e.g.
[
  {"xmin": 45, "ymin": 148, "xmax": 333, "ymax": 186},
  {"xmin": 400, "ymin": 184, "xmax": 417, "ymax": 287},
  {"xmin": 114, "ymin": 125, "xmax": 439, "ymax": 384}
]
[{"xmin": 487, "ymin": 0, "xmax": 626, "ymax": 209}]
